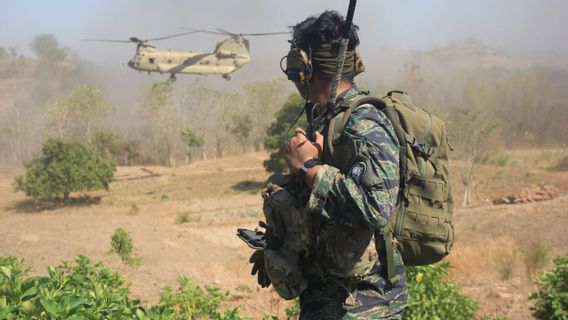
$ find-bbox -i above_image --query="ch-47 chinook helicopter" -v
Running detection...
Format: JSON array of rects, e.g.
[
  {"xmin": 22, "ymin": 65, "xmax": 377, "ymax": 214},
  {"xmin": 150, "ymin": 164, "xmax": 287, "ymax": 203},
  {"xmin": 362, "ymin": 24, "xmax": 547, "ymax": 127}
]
[{"xmin": 85, "ymin": 28, "xmax": 288, "ymax": 81}]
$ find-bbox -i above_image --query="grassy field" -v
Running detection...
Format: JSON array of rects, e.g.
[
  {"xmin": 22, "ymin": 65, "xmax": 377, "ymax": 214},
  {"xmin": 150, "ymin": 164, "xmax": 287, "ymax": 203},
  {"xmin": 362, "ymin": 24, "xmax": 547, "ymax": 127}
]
[{"xmin": 1, "ymin": 149, "xmax": 567, "ymax": 319}]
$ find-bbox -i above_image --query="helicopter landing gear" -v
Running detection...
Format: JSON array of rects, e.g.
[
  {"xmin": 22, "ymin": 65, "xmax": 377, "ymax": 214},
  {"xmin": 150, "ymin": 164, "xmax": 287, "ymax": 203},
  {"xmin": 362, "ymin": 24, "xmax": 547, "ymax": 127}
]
[
  {"xmin": 170, "ymin": 73, "xmax": 177, "ymax": 81},
  {"xmin": 222, "ymin": 74, "xmax": 231, "ymax": 81}
]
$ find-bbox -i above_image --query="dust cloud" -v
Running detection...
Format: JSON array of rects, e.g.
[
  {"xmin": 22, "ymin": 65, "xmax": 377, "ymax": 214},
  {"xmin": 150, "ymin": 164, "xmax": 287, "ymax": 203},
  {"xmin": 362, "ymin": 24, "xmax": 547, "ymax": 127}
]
[{"xmin": 1, "ymin": 0, "xmax": 567, "ymax": 163}]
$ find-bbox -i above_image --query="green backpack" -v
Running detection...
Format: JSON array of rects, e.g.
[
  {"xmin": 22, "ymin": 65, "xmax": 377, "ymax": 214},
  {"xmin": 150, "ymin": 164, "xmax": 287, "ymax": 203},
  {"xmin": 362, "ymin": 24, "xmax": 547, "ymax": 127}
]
[{"xmin": 329, "ymin": 90, "xmax": 454, "ymax": 281}]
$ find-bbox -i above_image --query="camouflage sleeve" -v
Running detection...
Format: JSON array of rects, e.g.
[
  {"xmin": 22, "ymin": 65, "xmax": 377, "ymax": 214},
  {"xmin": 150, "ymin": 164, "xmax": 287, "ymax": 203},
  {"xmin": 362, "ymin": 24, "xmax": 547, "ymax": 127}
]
[{"xmin": 307, "ymin": 105, "xmax": 400, "ymax": 230}]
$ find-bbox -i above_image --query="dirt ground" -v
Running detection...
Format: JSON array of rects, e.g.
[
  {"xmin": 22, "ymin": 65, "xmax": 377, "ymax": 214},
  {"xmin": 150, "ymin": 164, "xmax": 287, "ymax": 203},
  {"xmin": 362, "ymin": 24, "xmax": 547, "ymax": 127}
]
[{"xmin": 1, "ymin": 150, "xmax": 567, "ymax": 319}]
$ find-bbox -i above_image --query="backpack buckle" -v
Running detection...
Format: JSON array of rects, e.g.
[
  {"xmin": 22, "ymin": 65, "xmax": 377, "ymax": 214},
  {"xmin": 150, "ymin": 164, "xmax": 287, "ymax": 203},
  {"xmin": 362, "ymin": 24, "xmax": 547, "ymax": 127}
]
[{"xmin": 411, "ymin": 138, "xmax": 432, "ymax": 159}]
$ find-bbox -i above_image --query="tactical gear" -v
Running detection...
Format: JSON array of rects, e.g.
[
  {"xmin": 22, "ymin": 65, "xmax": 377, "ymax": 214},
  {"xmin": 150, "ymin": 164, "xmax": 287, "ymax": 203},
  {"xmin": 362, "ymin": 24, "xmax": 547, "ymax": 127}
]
[
  {"xmin": 262, "ymin": 182, "xmax": 311, "ymax": 253},
  {"xmin": 258, "ymin": 181, "xmax": 311, "ymax": 299},
  {"xmin": 281, "ymin": 39, "xmax": 365, "ymax": 102},
  {"xmin": 249, "ymin": 250, "xmax": 271, "ymax": 288},
  {"xmin": 327, "ymin": 90, "xmax": 454, "ymax": 276},
  {"xmin": 303, "ymin": 86, "xmax": 408, "ymax": 317},
  {"xmin": 264, "ymin": 248, "xmax": 308, "ymax": 300},
  {"xmin": 312, "ymin": 43, "xmax": 357, "ymax": 77}
]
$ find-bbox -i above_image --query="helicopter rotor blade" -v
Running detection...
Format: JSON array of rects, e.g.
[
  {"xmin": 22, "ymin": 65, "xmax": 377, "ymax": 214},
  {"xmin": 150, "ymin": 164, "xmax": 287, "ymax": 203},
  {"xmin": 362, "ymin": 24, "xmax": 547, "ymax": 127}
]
[
  {"xmin": 236, "ymin": 31, "xmax": 290, "ymax": 36},
  {"xmin": 182, "ymin": 27, "xmax": 289, "ymax": 38},
  {"xmin": 216, "ymin": 28, "xmax": 289, "ymax": 37},
  {"xmin": 145, "ymin": 30, "xmax": 201, "ymax": 42},
  {"xmin": 84, "ymin": 30, "xmax": 201, "ymax": 44},
  {"xmin": 216, "ymin": 28, "xmax": 237, "ymax": 36},
  {"xmin": 82, "ymin": 39, "xmax": 133, "ymax": 43},
  {"xmin": 182, "ymin": 27, "xmax": 226, "ymax": 35}
]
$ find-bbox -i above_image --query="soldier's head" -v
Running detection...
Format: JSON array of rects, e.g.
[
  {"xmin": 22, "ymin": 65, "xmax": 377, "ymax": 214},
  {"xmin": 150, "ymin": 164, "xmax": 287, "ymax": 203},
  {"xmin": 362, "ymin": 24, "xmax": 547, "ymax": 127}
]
[{"xmin": 282, "ymin": 10, "xmax": 364, "ymax": 105}]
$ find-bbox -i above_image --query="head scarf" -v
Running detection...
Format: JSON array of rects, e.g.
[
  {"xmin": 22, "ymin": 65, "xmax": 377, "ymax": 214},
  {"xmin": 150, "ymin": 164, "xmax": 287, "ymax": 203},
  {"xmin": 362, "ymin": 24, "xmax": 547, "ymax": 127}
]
[{"xmin": 311, "ymin": 43, "xmax": 356, "ymax": 77}]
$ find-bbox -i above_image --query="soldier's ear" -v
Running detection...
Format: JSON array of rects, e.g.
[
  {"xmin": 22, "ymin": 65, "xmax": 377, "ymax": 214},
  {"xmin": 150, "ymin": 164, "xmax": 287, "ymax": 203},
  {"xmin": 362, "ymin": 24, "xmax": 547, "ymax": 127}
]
[{"xmin": 354, "ymin": 48, "xmax": 365, "ymax": 75}]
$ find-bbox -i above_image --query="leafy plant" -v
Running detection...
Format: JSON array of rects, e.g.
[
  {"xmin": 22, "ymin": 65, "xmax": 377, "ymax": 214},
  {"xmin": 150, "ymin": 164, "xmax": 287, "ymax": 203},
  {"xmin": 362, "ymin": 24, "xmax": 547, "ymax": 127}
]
[
  {"xmin": 0, "ymin": 255, "xmax": 141, "ymax": 319},
  {"xmin": 0, "ymin": 255, "xmax": 248, "ymax": 320},
  {"xmin": 406, "ymin": 262, "xmax": 478, "ymax": 320},
  {"xmin": 530, "ymin": 255, "xmax": 568, "ymax": 320},
  {"xmin": 147, "ymin": 276, "xmax": 245, "ymax": 319},
  {"xmin": 13, "ymin": 138, "xmax": 116, "ymax": 202},
  {"xmin": 110, "ymin": 228, "xmax": 141, "ymax": 266},
  {"xmin": 285, "ymin": 298, "xmax": 300, "ymax": 320}
]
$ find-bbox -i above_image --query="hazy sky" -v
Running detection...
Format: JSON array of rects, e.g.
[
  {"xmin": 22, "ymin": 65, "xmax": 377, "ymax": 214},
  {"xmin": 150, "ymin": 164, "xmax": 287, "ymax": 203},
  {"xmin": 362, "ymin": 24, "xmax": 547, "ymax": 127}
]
[
  {"xmin": 1, "ymin": 0, "xmax": 567, "ymax": 85},
  {"xmin": 2, "ymin": 0, "xmax": 567, "ymax": 54}
]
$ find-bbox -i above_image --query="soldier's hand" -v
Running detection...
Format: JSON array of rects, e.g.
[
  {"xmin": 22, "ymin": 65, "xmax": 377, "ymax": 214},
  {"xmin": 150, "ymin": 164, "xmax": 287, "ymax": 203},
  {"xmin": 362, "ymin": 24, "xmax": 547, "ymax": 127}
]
[
  {"xmin": 249, "ymin": 250, "xmax": 271, "ymax": 288},
  {"xmin": 285, "ymin": 128, "xmax": 323, "ymax": 173}
]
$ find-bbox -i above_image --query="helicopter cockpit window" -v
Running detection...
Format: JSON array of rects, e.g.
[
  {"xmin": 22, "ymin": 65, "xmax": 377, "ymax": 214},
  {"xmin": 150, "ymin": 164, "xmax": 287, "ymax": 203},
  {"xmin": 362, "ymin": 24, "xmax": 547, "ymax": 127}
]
[{"xmin": 149, "ymin": 58, "xmax": 155, "ymax": 64}]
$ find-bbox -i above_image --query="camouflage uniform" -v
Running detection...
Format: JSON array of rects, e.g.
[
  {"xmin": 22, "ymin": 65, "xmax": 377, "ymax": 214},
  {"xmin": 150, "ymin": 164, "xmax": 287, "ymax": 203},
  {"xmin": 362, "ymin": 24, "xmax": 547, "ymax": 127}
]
[{"xmin": 298, "ymin": 87, "xmax": 407, "ymax": 319}]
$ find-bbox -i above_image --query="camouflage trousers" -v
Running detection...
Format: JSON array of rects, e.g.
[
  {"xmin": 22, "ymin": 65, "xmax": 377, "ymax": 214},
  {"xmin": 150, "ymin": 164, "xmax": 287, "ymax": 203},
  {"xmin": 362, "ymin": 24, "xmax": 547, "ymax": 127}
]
[
  {"xmin": 299, "ymin": 254, "xmax": 407, "ymax": 320},
  {"xmin": 298, "ymin": 278, "xmax": 407, "ymax": 319}
]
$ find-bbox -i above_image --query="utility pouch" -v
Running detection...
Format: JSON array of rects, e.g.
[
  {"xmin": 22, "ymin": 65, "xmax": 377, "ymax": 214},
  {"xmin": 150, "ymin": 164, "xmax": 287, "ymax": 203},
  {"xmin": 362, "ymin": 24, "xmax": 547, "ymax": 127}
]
[
  {"xmin": 263, "ymin": 183, "xmax": 311, "ymax": 253},
  {"xmin": 264, "ymin": 248, "xmax": 308, "ymax": 300}
]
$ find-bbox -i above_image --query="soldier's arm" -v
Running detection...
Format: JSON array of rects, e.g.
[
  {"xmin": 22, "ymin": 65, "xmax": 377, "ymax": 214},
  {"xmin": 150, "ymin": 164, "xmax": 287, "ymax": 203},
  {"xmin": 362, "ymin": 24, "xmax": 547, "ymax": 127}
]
[{"xmin": 306, "ymin": 105, "xmax": 400, "ymax": 230}]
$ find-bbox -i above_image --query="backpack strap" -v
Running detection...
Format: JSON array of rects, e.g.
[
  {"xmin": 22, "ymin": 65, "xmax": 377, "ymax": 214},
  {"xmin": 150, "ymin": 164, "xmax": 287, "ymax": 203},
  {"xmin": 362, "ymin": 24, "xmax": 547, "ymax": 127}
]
[
  {"xmin": 381, "ymin": 225, "xmax": 400, "ymax": 286},
  {"xmin": 327, "ymin": 94, "xmax": 404, "ymax": 286}
]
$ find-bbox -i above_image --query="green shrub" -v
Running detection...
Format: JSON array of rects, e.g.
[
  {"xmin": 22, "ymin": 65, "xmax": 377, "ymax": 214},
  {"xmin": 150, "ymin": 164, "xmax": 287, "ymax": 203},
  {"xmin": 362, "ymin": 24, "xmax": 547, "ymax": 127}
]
[
  {"xmin": 110, "ymin": 228, "xmax": 141, "ymax": 266},
  {"xmin": 522, "ymin": 241, "xmax": 551, "ymax": 277},
  {"xmin": 530, "ymin": 255, "xmax": 568, "ymax": 320},
  {"xmin": 406, "ymin": 262, "xmax": 478, "ymax": 320},
  {"xmin": 147, "ymin": 276, "xmax": 244, "ymax": 319},
  {"xmin": 0, "ymin": 255, "xmax": 248, "ymax": 320},
  {"xmin": 175, "ymin": 213, "xmax": 190, "ymax": 224},
  {"xmin": 14, "ymin": 138, "xmax": 116, "ymax": 202},
  {"xmin": 263, "ymin": 93, "xmax": 306, "ymax": 173},
  {"xmin": 0, "ymin": 255, "xmax": 140, "ymax": 319}
]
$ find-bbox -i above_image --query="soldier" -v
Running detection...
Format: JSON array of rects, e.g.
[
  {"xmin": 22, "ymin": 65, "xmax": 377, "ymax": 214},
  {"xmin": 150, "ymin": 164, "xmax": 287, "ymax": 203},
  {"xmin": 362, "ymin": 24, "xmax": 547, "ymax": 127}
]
[{"xmin": 250, "ymin": 10, "xmax": 408, "ymax": 319}]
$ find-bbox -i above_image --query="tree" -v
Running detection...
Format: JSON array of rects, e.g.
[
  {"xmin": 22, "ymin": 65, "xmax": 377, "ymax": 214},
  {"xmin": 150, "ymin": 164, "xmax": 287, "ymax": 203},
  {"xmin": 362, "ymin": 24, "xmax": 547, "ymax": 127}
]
[
  {"xmin": 92, "ymin": 130, "xmax": 140, "ymax": 165},
  {"xmin": 14, "ymin": 139, "xmax": 116, "ymax": 202},
  {"xmin": 263, "ymin": 93, "xmax": 306, "ymax": 173},
  {"xmin": 29, "ymin": 34, "xmax": 67, "ymax": 62},
  {"xmin": 180, "ymin": 129, "xmax": 204, "ymax": 164},
  {"xmin": 452, "ymin": 81, "xmax": 498, "ymax": 207},
  {"xmin": 44, "ymin": 85, "xmax": 113, "ymax": 143},
  {"xmin": 226, "ymin": 111, "xmax": 252, "ymax": 153},
  {"xmin": 243, "ymin": 79, "xmax": 288, "ymax": 151},
  {"xmin": 142, "ymin": 80, "xmax": 180, "ymax": 167}
]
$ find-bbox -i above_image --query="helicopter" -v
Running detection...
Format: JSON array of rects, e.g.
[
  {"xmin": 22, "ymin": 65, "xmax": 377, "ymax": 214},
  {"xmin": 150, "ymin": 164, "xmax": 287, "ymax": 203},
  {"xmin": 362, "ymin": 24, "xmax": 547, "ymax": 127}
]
[{"xmin": 85, "ymin": 28, "xmax": 288, "ymax": 81}]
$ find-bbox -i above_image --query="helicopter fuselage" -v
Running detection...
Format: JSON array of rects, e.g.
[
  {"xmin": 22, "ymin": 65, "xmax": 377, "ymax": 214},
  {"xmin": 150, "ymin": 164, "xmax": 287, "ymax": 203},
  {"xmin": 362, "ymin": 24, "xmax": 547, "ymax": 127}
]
[{"xmin": 127, "ymin": 37, "xmax": 251, "ymax": 78}]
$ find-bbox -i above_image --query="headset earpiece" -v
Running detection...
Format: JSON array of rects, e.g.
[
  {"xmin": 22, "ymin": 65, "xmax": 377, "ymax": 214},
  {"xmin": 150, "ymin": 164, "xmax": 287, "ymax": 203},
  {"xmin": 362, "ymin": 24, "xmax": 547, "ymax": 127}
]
[{"xmin": 283, "ymin": 43, "xmax": 312, "ymax": 84}]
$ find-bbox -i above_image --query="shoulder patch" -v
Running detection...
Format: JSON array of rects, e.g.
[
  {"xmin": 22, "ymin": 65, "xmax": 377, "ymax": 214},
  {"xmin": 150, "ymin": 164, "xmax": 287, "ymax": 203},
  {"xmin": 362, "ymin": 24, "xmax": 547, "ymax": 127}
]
[{"xmin": 349, "ymin": 161, "xmax": 367, "ymax": 184}]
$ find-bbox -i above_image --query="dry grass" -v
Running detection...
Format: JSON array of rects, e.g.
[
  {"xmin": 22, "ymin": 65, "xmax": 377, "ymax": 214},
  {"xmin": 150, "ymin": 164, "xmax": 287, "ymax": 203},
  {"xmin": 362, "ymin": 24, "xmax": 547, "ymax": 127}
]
[{"xmin": 448, "ymin": 236, "xmax": 519, "ymax": 283}]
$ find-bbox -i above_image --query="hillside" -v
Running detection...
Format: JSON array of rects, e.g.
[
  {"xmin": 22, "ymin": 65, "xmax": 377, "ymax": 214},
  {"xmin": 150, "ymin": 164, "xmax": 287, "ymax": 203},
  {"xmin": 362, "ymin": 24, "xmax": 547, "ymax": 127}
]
[{"xmin": 1, "ymin": 150, "xmax": 567, "ymax": 319}]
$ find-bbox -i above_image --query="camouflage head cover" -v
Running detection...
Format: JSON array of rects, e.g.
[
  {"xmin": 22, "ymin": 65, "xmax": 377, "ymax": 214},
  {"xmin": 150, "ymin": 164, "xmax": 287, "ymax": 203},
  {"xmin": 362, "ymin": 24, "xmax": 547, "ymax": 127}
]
[{"xmin": 282, "ymin": 43, "xmax": 364, "ymax": 100}]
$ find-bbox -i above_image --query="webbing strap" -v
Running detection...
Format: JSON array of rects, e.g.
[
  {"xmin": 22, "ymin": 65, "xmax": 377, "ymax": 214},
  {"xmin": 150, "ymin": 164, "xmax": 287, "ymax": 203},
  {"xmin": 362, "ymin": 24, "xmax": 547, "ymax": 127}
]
[{"xmin": 381, "ymin": 226, "xmax": 400, "ymax": 286}]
